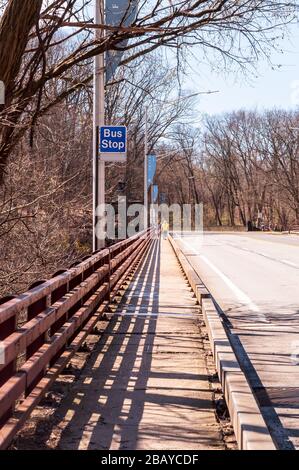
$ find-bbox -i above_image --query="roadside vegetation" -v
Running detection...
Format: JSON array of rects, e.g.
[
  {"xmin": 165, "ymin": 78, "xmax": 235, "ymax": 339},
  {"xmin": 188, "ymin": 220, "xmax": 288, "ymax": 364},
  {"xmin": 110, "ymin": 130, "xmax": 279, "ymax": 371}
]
[{"xmin": 0, "ymin": 0, "xmax": 297, "ymax": 295}]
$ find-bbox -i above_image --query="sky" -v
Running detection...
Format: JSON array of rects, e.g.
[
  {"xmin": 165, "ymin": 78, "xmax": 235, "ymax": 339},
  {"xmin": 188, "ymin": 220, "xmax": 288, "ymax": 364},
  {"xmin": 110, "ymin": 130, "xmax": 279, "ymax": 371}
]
[
  {"xmin": 83, "ymin": 1, "xmax": 299, "ymax": 117},
  {"xmin": 184, "ymin": 22, "xmax": 299, "ymax": 117}
]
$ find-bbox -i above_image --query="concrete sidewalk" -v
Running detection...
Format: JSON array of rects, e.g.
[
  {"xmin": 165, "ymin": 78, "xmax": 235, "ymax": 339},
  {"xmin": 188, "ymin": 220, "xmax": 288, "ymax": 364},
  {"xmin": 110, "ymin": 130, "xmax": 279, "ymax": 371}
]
[{"xmin": 49, "ymin": 239, "xmax": 225, "ymax": 450}]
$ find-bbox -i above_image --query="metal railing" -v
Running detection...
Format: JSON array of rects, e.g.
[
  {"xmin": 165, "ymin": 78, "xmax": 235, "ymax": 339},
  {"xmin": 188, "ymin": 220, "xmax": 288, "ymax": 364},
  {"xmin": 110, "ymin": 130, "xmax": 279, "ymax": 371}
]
[{"xmin": 0, "ymin": 228, "xmax": 154, "ymax": 449}]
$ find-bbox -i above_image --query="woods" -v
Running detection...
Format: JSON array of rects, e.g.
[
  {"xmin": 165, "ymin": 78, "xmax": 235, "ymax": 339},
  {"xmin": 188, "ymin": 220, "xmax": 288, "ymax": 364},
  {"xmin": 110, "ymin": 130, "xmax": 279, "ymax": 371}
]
[
  {"xmin": 0, "ymin": 0, "xmax": 298, "ymax": 296},
  {"xmin": 158, "ymin": 110, "xmax": 299, "ymax": 231},
  {"xmin": 0, "ymin": 0, "xmax": 296, "ymax": 178}
]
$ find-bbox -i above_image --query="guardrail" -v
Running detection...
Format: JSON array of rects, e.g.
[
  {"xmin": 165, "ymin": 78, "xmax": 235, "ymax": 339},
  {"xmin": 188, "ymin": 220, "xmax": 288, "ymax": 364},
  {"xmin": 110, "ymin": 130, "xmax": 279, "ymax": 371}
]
[{"xmin": 0, "ymin": 228, "xmax": 154, "ymax": 449}]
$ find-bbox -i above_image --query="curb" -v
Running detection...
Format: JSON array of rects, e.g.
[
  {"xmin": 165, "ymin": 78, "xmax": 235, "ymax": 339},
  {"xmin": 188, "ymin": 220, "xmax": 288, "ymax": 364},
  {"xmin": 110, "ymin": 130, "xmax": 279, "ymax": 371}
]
[{"xmin": 168, "ymin": 235, "xmax": 276, "ymax": 451}]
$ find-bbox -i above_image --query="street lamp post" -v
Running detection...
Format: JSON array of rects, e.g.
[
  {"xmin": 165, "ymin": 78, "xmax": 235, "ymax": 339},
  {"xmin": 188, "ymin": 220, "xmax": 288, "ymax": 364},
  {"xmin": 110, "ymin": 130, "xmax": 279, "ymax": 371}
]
[
  {"xmin": 144, "ymin": 106, "xmax": 148, "ymax": 230},
  {"xmin": 93, "ymin": 0, "xmax": 105, "ymax": 251}
]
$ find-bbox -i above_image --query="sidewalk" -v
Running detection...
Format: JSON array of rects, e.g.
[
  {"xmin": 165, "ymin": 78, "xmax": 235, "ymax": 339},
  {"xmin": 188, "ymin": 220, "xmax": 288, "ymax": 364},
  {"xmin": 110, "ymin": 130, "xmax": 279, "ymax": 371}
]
[{"xmin": 49, "ymin": 238, "xmax": 225, "ymax": 450}]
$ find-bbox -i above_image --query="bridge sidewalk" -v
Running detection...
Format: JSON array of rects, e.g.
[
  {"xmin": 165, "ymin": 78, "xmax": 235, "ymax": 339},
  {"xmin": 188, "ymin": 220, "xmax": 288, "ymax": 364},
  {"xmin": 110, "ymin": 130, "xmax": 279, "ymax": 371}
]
[{"xmin": 48, "ymin": 238, "xmax": 225, "ymax": 450}]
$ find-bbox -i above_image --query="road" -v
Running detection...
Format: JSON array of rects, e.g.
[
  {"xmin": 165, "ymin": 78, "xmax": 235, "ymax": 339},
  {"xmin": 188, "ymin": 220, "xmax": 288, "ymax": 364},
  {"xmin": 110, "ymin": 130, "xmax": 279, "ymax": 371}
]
[{"xmin": 175, "ymin": 231, "xmax": 299, "ymax": 450}]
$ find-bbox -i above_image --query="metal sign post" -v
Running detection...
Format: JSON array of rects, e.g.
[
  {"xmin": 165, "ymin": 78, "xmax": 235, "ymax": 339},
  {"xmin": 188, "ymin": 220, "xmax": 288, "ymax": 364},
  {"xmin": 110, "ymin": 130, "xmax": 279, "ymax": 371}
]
[
  {"xmin": 93, "ymin": 1, "xmax": 138, "ymax": 250},
  {"xmin": 0, "ymin": 80, "xmax": 5, "ymax": 105},
  {"xmin": 93, "ymin": 0, "xmax": 105, "ymax": 252},
  {"xmin": 144, "ymin": 107, "xmax": 148, "ymax": 230}
]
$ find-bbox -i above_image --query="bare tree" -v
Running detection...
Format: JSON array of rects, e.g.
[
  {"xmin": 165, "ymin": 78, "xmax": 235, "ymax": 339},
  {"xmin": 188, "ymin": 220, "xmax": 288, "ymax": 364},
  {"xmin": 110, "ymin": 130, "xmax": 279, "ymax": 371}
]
[
  {"xmin": 0, "ymin": 47, "xmax": 195, "ymax": 295},
  {"xmin": 189, "ymin": 109, "xmax": 299, "ymax": 230},
  {"xmin": 0, "ymin": 0, "xmax": 297, "ymax": 179}
]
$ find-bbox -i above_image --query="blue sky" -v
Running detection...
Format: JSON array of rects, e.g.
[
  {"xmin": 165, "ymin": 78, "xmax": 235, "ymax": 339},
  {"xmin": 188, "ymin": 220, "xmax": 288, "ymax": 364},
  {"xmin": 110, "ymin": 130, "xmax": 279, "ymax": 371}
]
[
  {"xmin": 184, "ymin": 22, "xmax": 299, "ymax": 116},
  {"xmin": 83, "ymin": 2, "xmax": 299, "ymax": 117}
]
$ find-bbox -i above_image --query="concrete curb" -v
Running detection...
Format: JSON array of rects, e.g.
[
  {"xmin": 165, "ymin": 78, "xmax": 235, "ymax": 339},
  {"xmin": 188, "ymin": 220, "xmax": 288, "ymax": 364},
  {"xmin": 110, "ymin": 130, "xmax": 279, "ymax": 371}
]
[{"xmin": 168, "ymin": 235, "xmax": 276, "ymax": 451}]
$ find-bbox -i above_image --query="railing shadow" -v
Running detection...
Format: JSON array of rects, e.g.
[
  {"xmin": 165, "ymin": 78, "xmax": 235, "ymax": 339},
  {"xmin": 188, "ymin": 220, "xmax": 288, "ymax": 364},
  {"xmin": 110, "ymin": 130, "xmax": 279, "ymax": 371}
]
[
  {"xmin": 54, "ymin": 238, "xmax": 161, "ymax": 449},
  {"xmin": 25, "ymin": 237, "xmax": 218, "ymax": 450}
]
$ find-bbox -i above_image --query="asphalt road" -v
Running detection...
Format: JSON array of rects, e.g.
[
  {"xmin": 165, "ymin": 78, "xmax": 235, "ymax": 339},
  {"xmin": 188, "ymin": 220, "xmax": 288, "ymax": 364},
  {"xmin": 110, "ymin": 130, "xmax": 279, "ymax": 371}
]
[{"xmin": 174, "ymin": 232, "xmax": 299, "ymax": 450}]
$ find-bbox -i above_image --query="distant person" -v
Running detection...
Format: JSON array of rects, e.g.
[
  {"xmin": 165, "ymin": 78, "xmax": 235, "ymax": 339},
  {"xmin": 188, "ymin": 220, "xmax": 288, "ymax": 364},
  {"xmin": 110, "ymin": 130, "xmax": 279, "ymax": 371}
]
[
  {"xmin": 161, "ymin": 220, "xmax": 169, "ymax": 240},
  {"xmin": 247, "ymin": 220, "xmax": 253, "ymax": 232}
]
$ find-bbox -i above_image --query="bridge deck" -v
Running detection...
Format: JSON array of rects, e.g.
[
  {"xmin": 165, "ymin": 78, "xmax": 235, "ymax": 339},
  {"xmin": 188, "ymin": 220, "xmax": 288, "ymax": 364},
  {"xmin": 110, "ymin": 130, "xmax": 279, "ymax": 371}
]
[{"xmin": 44, "ymin": 239, "xmax": 224, "ymax": 450}]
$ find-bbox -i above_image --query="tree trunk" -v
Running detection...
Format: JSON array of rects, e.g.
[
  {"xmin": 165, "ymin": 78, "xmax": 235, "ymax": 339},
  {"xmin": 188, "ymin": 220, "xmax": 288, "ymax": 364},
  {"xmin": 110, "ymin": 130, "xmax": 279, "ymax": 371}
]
[
  {"xmin": 0, "ymin": 0, "xmax": 42, "ymax": 179},
  {"xmin": 0, "ymin": 0, "xmax": 42, "ymax": 93}
]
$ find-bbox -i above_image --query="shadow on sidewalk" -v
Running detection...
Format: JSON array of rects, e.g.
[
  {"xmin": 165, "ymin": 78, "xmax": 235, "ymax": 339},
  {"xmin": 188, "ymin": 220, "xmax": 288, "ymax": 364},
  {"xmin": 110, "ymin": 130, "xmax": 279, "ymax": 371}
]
[
  {"xmin": 56, "ymin": 238, "xmax": 161, "ymax": 449},
  {"xmin": 25, "ymin": 238, "xmax": 219, "ymax": 450}
]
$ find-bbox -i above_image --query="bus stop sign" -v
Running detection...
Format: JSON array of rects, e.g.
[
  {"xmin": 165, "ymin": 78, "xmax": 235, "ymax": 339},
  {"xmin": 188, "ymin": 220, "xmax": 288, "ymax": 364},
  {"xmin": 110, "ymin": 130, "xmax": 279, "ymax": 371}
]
[{"xmin": 99, "ymin": 126, "xmax": 127, "ymax": 162}]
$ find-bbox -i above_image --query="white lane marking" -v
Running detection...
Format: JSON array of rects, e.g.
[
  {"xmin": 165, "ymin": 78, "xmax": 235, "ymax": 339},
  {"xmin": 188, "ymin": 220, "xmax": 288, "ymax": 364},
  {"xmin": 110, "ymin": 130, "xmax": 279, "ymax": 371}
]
[
  {"xmin": 282, "ymin": 260, "xmax": 299, "ymax": 268},
  {"xmin": 188, "ymin": 235, "xmax": 299, "ymax": 271},
  {"xmin": 179, "ymin": 238, "xmax": 269, "ymax": 323}
]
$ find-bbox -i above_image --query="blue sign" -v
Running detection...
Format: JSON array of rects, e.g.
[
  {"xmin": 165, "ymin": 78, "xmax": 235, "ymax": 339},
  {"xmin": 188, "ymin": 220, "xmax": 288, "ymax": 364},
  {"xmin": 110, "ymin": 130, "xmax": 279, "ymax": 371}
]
[
  {"xmin": 106, "ymin": 1, "xmax": 139, "ymax": 83},
  {"xmin": 99, "ymin": 126, "xmax": 127, "ymax": 160},
  {"xmin": 147, "ymin": 155, "xmax": 157, "ymax": 189},
  {"xmin": 153, "ymin": 185, "xmax": 159, "ymax": 203}
]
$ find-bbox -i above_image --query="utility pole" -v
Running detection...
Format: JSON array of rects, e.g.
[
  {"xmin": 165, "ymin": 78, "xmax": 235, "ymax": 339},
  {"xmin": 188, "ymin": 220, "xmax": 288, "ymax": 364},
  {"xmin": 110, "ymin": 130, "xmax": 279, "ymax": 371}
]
[
  {"xmin": 93, "ymin": 0, "xmax": 105, "ymax": 251},
  {"xmin": 144, "ymin": 106, "xmax": 148, "ymax": 230}
]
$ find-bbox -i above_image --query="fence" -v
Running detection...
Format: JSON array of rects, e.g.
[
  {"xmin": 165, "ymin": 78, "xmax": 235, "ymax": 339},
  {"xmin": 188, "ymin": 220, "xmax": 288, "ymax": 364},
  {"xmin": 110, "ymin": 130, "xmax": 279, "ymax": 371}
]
[{"xmin": 0, "ymin": 228, "xmax": 154, "ymax": 449}]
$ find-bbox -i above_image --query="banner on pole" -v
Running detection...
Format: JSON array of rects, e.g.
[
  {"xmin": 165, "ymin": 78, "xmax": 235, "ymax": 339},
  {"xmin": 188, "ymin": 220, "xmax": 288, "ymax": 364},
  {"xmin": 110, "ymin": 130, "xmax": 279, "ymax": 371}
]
[
  {"xmin": 153, "ymin": 185, "xmax": 159, "ymax": 203},
  {"xmin": 147, "ymin": 155, "xmax": 157, "ymax": 189},
  {"xmin": 106, "ymin": 1, "xmax": 139, "ymax": 83}
]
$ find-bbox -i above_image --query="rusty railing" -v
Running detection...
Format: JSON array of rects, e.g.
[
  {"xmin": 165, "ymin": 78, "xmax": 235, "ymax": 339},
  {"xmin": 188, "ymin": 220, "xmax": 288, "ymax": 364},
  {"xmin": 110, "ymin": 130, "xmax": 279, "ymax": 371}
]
[{"xmin": 0, "ymin": 228, "xmax": 154, "ymax": 449}]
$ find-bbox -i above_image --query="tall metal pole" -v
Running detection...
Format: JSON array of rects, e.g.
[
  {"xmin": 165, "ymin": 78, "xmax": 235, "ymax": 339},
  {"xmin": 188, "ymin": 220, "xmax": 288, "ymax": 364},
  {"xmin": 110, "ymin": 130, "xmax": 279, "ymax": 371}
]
[
  {"xmin": 93, "ymin": 0, "xmax": 105, "ymax": 251},
  {"xmin": 144, "ymin": 106, "xmax": 148, "ymax": 230}
]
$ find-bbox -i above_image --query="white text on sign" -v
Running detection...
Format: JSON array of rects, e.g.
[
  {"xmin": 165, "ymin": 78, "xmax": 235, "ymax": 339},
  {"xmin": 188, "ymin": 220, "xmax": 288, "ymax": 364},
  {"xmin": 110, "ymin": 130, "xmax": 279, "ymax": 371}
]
[{"xmin": 102, "ymin": 129, "xmax": 125, "ymax": 151}]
